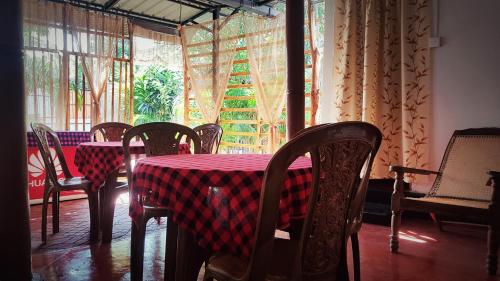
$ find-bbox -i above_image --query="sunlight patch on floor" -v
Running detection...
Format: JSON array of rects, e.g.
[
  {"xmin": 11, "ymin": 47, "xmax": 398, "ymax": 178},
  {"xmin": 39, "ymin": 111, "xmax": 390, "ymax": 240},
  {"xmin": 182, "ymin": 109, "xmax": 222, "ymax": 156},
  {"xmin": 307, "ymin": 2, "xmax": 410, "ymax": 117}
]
[
  {"xmin": 398, "ymin": 230, "xmax": 437, "ymax": 244},
  {"xmin": 117, "ymin": 193, "xmax": 129, "ymax": 204}
]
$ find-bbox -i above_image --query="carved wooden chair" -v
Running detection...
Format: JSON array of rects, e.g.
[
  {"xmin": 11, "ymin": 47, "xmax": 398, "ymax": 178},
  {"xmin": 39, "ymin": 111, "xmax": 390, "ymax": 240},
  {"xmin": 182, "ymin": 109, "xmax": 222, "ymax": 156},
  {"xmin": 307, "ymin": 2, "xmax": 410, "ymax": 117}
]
[
  {"xmin": 123, "ymin": 122, "xmax": 201, "ymax": 281},
  {"xmin": 31, "ymin": 123, "xmax": 99, "ymax": 243},
  {"xmin": 389, "ymin": 128, "xmax": 500, "ymax": 275},
  {"xmin": 296, "ymin": 124, "xmax": 370, "ymax": 281},
  {"xmin": 89, "ymin": 122, "xmax": 132, "ymax": 142},
  {"xmin": 89, "ymin": 122, "xmax": 133, "ymax": 243},
  {"xmin": 204, "ymin": 122, "xmax": 382, "ymax": 281},
  {"xmin": 193, "ymin": 123, "xmax": 223, "ymax": 154}
]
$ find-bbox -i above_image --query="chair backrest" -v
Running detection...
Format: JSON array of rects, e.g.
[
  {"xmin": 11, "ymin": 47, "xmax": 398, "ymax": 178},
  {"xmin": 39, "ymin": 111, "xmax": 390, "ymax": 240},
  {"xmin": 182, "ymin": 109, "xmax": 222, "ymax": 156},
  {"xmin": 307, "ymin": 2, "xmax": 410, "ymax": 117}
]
[
  {"xmin": 296, "ymin": 124, "xmax": 368, "ymax": 232},
  {"xmin": 246, "ymin": 122, "xmax": 382, "ymax": 281},
  {"xmin": 30, "ymin": 123, "xmax": 73, "ymax": 185},
  {"xmin": 193, "ymin": 123, "xmax": 223, "ymax": 154},
  {"xmin": 122, "ymin": 122, "xmax": 201, "ymax": 184},
  {"xmin": 90, "ymin": 122, "xmax": 132, "ymax": 142},
  {"xmin": 429, "ymin": 128, "xmax": 500, "ymax": 201}
]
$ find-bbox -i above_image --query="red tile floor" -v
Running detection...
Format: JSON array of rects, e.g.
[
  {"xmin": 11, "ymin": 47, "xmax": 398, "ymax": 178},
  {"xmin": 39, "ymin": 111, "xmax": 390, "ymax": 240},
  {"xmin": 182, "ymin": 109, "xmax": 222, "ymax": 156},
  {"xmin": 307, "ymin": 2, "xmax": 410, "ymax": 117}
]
[{"xmin": 31, "ymin": 196, "xmax": 500, "ymax": 281}]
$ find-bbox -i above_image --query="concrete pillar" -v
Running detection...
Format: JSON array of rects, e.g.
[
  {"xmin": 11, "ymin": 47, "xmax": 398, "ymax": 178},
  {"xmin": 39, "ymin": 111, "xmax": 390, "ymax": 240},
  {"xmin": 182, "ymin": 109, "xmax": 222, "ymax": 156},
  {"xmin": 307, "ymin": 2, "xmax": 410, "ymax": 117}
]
[
  {"xmin": 0, "ymin": 1, "xmax": 32, "ymax": 279},
  {"xmin": 286, "ymin": 0, "xmax": 305, "ymax": 139}
]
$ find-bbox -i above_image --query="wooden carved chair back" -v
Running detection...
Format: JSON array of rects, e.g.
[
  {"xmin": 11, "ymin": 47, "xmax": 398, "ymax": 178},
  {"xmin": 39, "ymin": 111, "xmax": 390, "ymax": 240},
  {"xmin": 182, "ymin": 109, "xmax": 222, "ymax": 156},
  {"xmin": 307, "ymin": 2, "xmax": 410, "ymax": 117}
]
[
  {"xmin": 193, "ymin": 123, "xmax": 223, "ymax": 154},
  {"xmin": 297, "ymin": 124, "xmax": 369, "ymax": 231},
  {"xmin": 122, "ymin": 122, "xmax": 201, "ymax": 184},
  {"xmin": 30, "ymin": 123, "xmax": 73, "ymax": 186},
  {"xmin": 246, "ymin": 122, "xmax": 382, "ymax": 280},
  {"xmin": 90, "ymin": 122, "xmax": 133, "ymax": 142},
  {"xmin": 428, "ymin": 128, "xmax": 500, "ymax": 201}
]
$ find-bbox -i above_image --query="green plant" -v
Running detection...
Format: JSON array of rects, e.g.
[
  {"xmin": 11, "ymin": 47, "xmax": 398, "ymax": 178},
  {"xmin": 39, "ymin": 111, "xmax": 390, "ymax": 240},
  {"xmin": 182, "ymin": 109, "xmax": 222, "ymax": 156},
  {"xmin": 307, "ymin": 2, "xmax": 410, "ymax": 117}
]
[{"xmin": 133, "ymin": 65, "xmax": 183, "ymax": 125}]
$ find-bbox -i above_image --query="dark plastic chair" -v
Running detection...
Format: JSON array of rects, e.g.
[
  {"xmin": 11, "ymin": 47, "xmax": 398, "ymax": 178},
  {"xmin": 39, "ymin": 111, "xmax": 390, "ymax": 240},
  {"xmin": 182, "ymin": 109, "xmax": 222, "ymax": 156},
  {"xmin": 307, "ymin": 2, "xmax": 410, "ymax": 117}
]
[
  {"xmin": 89, "ymin": 122, "xmax": 133, "ymax": 243},
  {"xmin": 31, "ymin": 123, "xmax": 99, "ymax": 243},
  {"xmin": 204, "ymin": 122, "xmax": 382, "ymax": 281},
  {"xmin": 193, "ymin": 123, "xmax": 223, "ymax": 154},
  {"xmin": 123, "ymin": 122, "xmax": 201, "ymax": 281},
  {"xmin": 296, "ymin": 124, "xmax": 369, "ymax": 281},
  {"xmin": 89, "ymin": 122, "xmax": 132, "ymax": 142}
]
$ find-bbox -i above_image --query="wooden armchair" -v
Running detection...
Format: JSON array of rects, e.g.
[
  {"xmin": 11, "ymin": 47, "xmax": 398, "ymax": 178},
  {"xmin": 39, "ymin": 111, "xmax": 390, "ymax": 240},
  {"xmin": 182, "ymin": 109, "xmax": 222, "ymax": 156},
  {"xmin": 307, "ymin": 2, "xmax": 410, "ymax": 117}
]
[
  {"xmin": 389, "ymin": 128, "xmax": 500, "ymax": 275},
  {"xmin": 204, "ymin": 122, "xmax": 381, "ymax": 281},
  {"xmin": 31, "ymin": 123, "xmax": 99, "ymax": 243}
]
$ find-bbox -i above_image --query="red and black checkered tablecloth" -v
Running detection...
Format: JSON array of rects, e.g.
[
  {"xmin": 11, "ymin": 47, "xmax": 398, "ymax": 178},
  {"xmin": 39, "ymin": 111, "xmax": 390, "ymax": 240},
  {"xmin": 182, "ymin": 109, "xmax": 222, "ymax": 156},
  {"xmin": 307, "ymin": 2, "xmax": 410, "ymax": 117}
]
[
  {"xmin": 74, "ymin": 141, "xmax": 190, "ymax": 191},
  {"xmin": 130, "ymin": 154, "xmax": 312, "ymax": 258},
  {"xmin": 27, "ymin": 131, "xmax": 91, "ymax": 147}
]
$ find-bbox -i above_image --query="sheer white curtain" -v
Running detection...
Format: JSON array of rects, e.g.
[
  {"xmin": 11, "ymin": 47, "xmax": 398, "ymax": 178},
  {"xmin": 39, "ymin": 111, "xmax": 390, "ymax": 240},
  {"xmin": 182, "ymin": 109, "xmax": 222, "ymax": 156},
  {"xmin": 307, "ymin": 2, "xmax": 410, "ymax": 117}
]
[
  {"xmin": 133, "ymin": 24, "xmax": 183, "ymax": 71},
  {"xmin": 23, "ymin": 0, "xmax": 67, "ymax": 130},
  {"xmin": 67, "ymin": 6, "xmax": 121, "ymax": 124},
  {"xmin": 244, "ymin": 14, "xmax": 287, "ymax": 152},
  {"xmin": 181, "ymin": 14, "xmax": 242, "ymax": 123}
]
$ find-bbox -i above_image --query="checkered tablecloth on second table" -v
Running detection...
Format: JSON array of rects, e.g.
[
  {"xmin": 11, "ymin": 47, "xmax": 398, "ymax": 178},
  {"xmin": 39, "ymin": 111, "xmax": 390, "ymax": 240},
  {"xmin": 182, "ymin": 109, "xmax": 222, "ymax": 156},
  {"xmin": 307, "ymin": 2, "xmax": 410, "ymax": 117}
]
[
  {"xmin": 27, "ymin": 131, "xmax": 91, "ymax": 147},
  {"xmin": 74, "ymin": 141, "xmax": 190, "ymax": 191},
  {"xmin": 130, "ymin": 153, "xmax": 312, "ymax": 258}
]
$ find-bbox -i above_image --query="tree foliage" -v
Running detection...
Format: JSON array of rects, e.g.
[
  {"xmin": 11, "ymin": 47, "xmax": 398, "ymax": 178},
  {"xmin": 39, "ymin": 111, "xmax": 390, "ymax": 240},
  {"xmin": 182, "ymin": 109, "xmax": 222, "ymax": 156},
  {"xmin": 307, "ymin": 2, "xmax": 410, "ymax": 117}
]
[{"xmin": 133, "ymin": 65, "xmax": 183, "ymax": 125}]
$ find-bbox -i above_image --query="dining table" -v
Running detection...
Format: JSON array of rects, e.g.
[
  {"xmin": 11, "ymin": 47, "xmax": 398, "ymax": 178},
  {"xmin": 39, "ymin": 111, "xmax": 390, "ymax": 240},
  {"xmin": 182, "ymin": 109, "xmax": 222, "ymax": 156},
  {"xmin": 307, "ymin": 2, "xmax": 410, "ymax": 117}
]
[
  {"xmin": 74, "ymin": 141, "xmax": 190, "ymax": 242},
  {"xmin": 129, "ymin": 153, "xmax": 313, "ymax": 281}
]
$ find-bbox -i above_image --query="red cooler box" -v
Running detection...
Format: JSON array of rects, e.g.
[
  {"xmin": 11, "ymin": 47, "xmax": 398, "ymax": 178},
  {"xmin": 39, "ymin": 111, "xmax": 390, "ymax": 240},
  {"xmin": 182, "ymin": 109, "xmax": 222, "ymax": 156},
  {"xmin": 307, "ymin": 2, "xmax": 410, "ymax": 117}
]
[{"xmin": 27, "ymin": 131, "xmax": 91, "ymax": 205}]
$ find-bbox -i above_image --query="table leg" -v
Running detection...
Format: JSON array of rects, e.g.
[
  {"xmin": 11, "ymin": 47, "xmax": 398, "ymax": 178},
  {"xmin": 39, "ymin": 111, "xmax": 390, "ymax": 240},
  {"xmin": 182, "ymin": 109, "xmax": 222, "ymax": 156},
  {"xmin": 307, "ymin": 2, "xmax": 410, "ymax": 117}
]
[
  {"xmin": 175, "ymin": 227, "xmax": 210, "ymax": 281},
  {"xmin": 87, "ymin": 190, "xmax": 100, "ymax": 242},
  {"xmin": 101, "ymin": 170, "xmax": 119, "ymax": 243},
  {"xmin": 130, "ymin": 218, "xmax": 146, "ymax": 281},
  {"xmin": 165, "ymin": 216, "xmax": 178, "ymax": 281}
]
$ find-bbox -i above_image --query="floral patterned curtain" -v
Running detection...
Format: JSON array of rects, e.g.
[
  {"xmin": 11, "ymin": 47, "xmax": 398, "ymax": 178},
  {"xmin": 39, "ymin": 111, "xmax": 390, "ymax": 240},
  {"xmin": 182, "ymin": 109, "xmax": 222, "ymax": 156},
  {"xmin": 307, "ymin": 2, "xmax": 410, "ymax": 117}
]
[{"xmin": 331, "ymin": 0, "xmax": 431, "ymax": 180}]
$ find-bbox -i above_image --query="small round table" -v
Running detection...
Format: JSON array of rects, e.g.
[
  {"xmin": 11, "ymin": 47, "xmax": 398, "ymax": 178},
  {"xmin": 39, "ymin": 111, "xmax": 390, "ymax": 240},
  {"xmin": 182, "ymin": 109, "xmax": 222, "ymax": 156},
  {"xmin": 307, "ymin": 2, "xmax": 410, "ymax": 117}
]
[
  {"xmin": 130, "ymin": 153, "xmax": 312, "ymax": 281},
  {"xmin": 74, "ymin": 141, "xmax": 190, "ymax": 242}
]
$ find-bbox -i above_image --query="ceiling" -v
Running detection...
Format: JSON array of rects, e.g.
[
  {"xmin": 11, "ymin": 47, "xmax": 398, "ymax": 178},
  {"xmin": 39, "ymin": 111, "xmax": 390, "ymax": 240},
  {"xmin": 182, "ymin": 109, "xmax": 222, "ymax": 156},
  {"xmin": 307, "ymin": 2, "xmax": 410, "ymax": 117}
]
[{"xmin": 49, "ymin": 0, "xmax": 279, "ymax": 33}]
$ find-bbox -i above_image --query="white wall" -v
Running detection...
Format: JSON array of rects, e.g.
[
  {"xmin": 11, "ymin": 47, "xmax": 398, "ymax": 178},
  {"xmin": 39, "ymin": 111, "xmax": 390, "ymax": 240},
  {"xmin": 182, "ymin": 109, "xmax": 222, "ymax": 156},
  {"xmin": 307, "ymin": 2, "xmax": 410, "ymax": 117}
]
[{"xmin": 431, "ymin": 0, "xmax": 500, "ymax": 169}]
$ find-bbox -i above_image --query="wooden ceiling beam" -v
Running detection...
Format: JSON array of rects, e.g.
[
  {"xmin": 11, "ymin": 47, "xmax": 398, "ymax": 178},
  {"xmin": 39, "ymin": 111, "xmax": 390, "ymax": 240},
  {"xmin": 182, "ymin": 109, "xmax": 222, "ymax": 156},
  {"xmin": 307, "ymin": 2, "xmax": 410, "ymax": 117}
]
[
  {"xmin": 168, "ymin": 0, "xmax": 213, "ymax": 10},
  {"xmin": 207, "ymin": 0, "xmax": 276, "ymax": 16},
  {"xmin": 104, "ymin": 0, "xmax": 121, "ymax": 10},
  {"xmin": 47, "ymin": 0, "xmax": 180, "ymax": 31},
  {"xmin": 181, "ymin": 8, "xmax": 213, "ymax": 25}
]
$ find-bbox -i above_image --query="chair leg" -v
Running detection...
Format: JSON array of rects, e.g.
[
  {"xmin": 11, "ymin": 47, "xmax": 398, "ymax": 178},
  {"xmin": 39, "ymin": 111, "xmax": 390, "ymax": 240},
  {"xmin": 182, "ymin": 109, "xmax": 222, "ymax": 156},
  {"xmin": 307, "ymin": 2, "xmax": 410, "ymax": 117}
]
[
  {"xmin": 87, "ymin": 191, "xmax": 100, "ymax": 242},
  {"xmin": 391, "ymin": 171, "xmax": 404, "ymax": 253},
  {"xmin": 101, "ymin": 170, "xmax": 120, "ymax": 243},
  {"xmin": 165, "ymin": 216, "xmax": 178, "ymax": 281},
  {"xmin": 131, "ymin": 215, "xmax": 150, "ymax": 281},
  {"xmin": 429, "ymin": 212, "xmax": 444, "ymax": 232},
  {"xmin": 176, "ymin": 228, "xmax": 209, "ymax": 281},
  {"xmin": 101, "ymin": 190, "xmax": 118, "ymax": 244},
  {"xmin": 351, "ymin": 233, "xmax": 361, "ymax": 281},
  {"xmin": 336, "ymin": 247, "xmax": 349, "ymax": 281},
  {"xmin": 487, "ymin": 225, "xmax": 499, "ymax": 275},
  {"xmin": 99, "ymin": 187, "xmax": 106, "ymax": 227},
  {"xmin": 203, "ymin": 272, "xmax": 214, "ymax": 281},
  {"xmin": 52, "ymin": 191, "xmax": 60, "ymax": 234},
  {"xmin": 390, "ymin": 210, "xmax": 402, "ymax": 253},
  {"xmin": 41, "ymin": 187, "xmax": 51, "ymax": 243}
]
